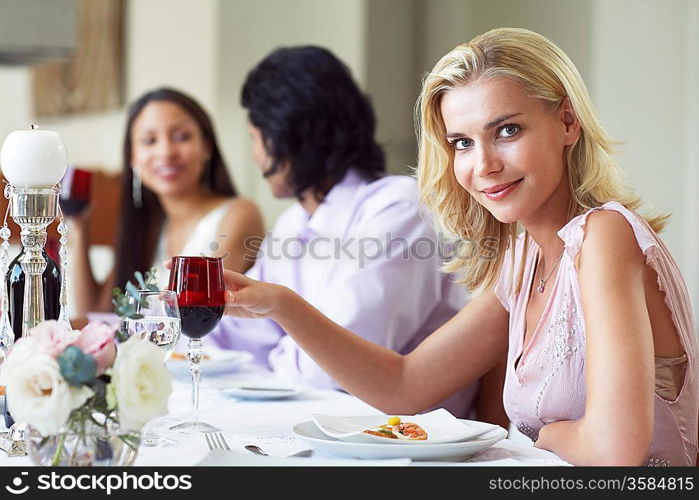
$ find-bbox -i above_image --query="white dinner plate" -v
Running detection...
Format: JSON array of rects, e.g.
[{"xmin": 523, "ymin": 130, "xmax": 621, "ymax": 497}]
[
  {"xmin": 292, "ymin": 420, "xmax": 507, "ymax": 461},
  {"xmin": 313, "ymin": 408, "xmax": 493, "ymax": 444},
  {"xmin": 218, "ymin": 379, "xmax": 307, "ymax": 400},
  {"xmin": 167, "ymin": 349, "xmax": 253, "ymax": 377}
]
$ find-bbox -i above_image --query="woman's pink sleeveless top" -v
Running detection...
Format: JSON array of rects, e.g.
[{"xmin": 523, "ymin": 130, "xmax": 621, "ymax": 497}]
[{"xmin": 495, "ymin": 202, "xmax": 698, "ymax": 466}]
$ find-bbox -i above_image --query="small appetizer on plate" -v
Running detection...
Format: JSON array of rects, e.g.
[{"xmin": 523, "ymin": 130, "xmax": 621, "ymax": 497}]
[{"xmin": 363, "ymin": 416, "xmax": 428, "ymax": 440}]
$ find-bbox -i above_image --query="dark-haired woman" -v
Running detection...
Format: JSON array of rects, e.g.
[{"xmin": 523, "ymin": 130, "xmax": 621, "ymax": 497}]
[
  {"xmin": 71, "ymin": 88, "xmax": 265, "ymax": 313},
  {"xmin": 207, "ymin": 46, "xmax": 507, "ymax": 423}
]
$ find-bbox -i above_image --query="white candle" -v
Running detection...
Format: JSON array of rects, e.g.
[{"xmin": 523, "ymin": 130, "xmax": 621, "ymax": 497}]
[{"xmin": 0, "ymin": 127, "xmax": 68, "ymax": 188}]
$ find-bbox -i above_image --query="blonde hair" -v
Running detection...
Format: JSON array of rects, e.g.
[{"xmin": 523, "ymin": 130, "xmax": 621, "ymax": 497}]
[{"xmin": 416, "ymin": 27, "xmax": 667, "ymax": 296}]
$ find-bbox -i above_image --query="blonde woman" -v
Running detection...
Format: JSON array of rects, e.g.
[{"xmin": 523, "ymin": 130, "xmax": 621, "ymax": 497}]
[{"xmin": 212, "ymin": 29, "xmax": 697, "ymax": 466}]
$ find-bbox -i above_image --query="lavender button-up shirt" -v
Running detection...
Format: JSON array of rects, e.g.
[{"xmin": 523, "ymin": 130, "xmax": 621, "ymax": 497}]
[{"xmin": 209, "ymin": 170, "xmax": 477, "ymax": 415}]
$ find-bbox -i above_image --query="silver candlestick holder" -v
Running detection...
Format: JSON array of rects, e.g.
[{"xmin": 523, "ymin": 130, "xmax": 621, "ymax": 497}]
[{"xmin": 7, "ymin": 185, "xmax": 61, "ymax": 337}]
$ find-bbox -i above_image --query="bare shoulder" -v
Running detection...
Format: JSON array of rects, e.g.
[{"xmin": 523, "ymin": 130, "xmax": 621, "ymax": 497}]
[
  {"xmin": 578, "ymin": 210, "xmax": 646, "ymax": 282},
  {"xmin": 226, "ymin": 196, "xmax": 262, "ymax": 218},
  {"xmin": 221, "ymin": 196, "xmax": 264, "ymax": 236},
  {"xmin": 221, "ymin": 197, "xmax": 263, "ymax": 227}
]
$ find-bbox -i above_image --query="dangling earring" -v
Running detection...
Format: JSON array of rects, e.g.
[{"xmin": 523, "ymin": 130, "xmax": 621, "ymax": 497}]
[{"xmin": 132, "ymin": 166, "xmax": 142, "ymax": 208}]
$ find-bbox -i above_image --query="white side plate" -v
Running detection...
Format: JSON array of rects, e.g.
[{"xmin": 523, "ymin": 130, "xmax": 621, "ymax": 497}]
[
  {"xmin": 167, "ymin": 349, "xmax": 253, "ymax": 377},
  {"xmin": 217, "ymin": 379, "xmax": 307, "ymax": 400}
]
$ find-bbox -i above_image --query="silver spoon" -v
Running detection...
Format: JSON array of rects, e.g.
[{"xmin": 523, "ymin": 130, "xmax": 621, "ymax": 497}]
[{"xmin": 245, "ymin": 444, "xmax": 314, "ymax": 458}]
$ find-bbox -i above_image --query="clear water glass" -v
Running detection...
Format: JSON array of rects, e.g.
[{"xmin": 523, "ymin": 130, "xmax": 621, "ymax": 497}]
[
  {"xmin": 120, "ymin": 290, "xmax": 182, "ymax": 359},
  {"xmin": 119, "ymin": 289, "xmax": 182, "ymax": 446}
]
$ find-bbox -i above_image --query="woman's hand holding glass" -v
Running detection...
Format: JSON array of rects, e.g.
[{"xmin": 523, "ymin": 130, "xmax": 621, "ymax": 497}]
[
  {"xmin": 163, "ymin": 260, "xmax": 286, "ymax": 320},
  {"xmin": 221, "ymin": 271, "xmax": 287, "ymax": 319}
]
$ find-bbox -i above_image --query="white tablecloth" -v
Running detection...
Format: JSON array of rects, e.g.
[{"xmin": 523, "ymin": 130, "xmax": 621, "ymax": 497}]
[{"xmin": 1, "ymin": 368, "xmax": 570, "ymax": 467}]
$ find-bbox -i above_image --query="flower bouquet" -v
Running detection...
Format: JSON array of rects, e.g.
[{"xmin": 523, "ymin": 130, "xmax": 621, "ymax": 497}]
[{"xmin": 2, "ymin": 320, "xmax": 172, "ymax": 466}]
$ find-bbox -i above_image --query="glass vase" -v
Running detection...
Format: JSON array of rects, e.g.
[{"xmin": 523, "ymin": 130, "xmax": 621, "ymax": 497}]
[{"xmin": 27, "ymin": 420, "xmax": 140, "ymax": 466}]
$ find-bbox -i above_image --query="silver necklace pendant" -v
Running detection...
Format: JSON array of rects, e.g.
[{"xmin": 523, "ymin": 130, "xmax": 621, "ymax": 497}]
[{"xmin": 536, "ymin": 250, "xmax": 564, "ymax": 294}]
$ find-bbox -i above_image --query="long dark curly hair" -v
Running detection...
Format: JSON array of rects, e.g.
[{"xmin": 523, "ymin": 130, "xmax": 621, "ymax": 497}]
[
  {"xmin": 114, "ymin": 87, "xmax": 237, "ymax": 290},
  {"xmin": 241, "ymin": 46, "xmax": 385, "ymax": 201}
]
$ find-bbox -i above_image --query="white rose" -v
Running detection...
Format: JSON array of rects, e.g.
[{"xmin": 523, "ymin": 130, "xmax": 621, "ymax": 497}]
[
  {"xmin": 109, "ymin": 336, "xmax": 172, "ymax": 431},
  {"xmin": 4, "ymin": 338, "xmax": 93, "ymax": 436}
]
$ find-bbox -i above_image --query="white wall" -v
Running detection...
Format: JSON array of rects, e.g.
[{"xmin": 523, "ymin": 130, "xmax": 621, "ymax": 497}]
[
  {"xmin": 128, "ymin": 0, "xmax": 219, "ymax": 110},
  {"xmin": 417, "ymin": 0, "xmax": 475, "ymax": 72},
  {"xmin": 0, "ymin": 67, "xmax": 31, "ymax": 136},
  {"xmin": 365, "ymin": 0, "xmax": 420, "ymax": 175},
  {"xmin": 589, "ymin": 0, "xmax": 698, "ymax": 323},
  {"xmin": 216, "ymin": 0, "xmax": 368, "ymax": 227},
  {"xmin": 0, "ymin": 0, "xmax": 221, "ymax": 173}
]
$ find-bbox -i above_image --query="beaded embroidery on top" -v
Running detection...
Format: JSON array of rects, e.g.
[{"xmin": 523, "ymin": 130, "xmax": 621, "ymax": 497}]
[
  {"xmin": 516, "ymin": 422, "xmax": 539, "ymax": 441},
  {"xmin": 647, "ymin": 457, "xmax": 671, "ymax": 467},
  {"xmin": 534, "ymin": 291, "xmax": 585, "ymax": 425}
]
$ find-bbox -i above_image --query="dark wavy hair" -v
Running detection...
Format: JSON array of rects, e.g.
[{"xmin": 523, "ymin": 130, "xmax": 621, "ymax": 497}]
[
  {"xmin": 114, "ymin": 87, "xmax": 237, "ymax": 290},
  {"xmin": 241, "ymin": 46, "xmax": 385, "ymax": 200}
]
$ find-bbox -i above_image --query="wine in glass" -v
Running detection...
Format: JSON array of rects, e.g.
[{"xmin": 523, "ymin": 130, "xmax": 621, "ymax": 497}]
[
  {"xmin": 59, "ymin": 166, "xmax": 92, "ymax": 216},
  {"xmin": 168, "ymin": 256, "xmax": 225, "ymax": 433}
]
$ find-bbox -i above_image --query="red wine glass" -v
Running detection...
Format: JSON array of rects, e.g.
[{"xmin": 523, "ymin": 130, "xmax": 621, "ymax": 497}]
[
  {"xmin": 168, "ymin": 256, "xmax": 225, "ymax": 432},
  {"xmin": 59, "ymin": 166, "xmax": 92, "ymax": 217}
]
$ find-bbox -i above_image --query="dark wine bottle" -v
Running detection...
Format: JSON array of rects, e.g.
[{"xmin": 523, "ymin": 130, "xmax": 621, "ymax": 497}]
[
  {"xmin": 7, "ymin": 248, "xmax": 62, "ymax": 341},
  {"xmin": 4, "ymin": 248, "xmax": 62, "ymax": 427}
]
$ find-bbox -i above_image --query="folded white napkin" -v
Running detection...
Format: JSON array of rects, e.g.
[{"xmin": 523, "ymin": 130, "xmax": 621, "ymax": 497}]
[{"xmin": 313, "ymin": 408, "xmax": 496, "ymax": 444}]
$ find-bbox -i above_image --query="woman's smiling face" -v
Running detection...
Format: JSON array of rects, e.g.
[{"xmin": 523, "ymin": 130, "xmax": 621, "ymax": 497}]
[
  {"xmin": 130, "ymin": 101, "xmax": 210, "ymax": 198},
  {"xmin": 440, "ymin": 77, "xmax": 579, "ymax": 225}
]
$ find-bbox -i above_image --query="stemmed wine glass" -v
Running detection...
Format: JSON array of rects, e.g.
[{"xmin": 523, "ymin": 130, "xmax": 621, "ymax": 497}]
[
  {"xmin": 119, "ymin": 289, "xmax": 182, "ymax": 446},
  {"xmin": 167, "ymin": 256, "xmax": 225, "ymax": 433}
]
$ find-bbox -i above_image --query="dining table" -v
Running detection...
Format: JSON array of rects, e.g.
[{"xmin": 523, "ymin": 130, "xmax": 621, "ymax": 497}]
[{"xmin": 0, "ymin": 351, "xmax": 570, "ymax": 467}]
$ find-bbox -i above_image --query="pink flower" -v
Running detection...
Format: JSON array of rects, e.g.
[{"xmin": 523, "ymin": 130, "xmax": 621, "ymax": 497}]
[
  {"xmin": 72, "ymin": 322, "xmax": 117, "ymax": 375},
  {"xmin": 28, "ymin": 320, "xmax": 75, "ymax": 359}
]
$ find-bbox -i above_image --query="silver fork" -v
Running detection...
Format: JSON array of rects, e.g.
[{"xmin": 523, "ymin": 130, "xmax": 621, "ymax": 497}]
[{"xmin": 204, "ymin": 431, "xmax": 231, "ymax": 451}]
